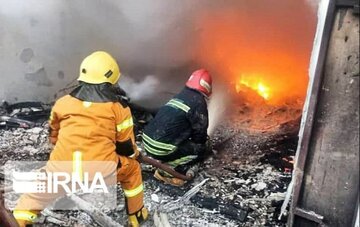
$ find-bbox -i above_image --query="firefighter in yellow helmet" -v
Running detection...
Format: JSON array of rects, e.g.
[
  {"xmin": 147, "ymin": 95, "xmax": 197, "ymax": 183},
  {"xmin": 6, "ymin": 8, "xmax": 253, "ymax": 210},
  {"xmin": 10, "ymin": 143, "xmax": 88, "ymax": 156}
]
[{"xmin": 13, "ymin": 51, "xmax": 148, "ymax": 227}]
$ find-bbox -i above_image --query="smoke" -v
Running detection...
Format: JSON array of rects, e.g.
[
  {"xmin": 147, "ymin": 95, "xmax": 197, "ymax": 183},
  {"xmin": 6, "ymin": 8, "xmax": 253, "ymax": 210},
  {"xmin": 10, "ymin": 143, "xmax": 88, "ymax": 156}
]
[
  {"xmin": 113, "ymin": 0, "xmax": 319, "ymax": 132},
  {"xmin": 207, "ymin": 84, "xmax": 231, "ymax": 135},
  {"xmin": 119, "ymin": 75, "xmax": 160, "ymax": 102},
  {"xmin": 0, "ymin": 0, "xmax": 318, "ymax": 107},
  {"xmin": 68, "ymin": 0, "xmax": 318, "ymax": 102}
]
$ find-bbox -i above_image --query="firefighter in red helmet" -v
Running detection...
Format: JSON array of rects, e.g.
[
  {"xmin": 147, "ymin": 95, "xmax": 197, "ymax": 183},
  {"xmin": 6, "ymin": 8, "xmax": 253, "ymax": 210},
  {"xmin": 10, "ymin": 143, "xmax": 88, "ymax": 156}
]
[{"xmin": 142, "ymin": 69, "xmax": 212, "ymax": 186}]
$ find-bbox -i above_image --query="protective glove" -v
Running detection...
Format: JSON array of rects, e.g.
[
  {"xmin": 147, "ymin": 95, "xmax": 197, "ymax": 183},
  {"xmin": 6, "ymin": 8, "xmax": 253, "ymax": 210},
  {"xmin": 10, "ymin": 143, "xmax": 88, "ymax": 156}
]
[{"xmin": 115, "ymin": 140, "xmax": 139, "ymax": 159}]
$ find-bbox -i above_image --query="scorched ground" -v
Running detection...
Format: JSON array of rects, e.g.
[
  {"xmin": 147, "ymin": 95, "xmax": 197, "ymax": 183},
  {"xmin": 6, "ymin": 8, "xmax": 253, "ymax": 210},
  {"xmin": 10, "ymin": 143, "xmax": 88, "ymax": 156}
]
[{"xmin": 0, "ymin": 101, "xmax": 300, "ymax": 227}]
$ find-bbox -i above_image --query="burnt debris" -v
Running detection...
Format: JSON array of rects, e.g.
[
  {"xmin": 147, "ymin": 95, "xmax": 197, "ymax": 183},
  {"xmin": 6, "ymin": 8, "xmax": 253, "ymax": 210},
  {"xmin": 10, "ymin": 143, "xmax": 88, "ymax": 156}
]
[
  {"xmin": 0, "ymin": 93, "xmax": 298, "ymax": 226},
  {"xmin": 0, "ymin": 101, "xmax": 51, "ymax": 129}
]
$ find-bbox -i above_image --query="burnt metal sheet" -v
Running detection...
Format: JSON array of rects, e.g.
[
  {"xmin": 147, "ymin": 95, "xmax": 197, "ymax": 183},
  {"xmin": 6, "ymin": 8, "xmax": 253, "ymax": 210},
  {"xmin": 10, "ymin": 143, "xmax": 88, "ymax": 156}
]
[
  {"xmin": 290, "ymin": 3, "xmax": 360, "ymax": 227},
  {"xmin": 288, "ymin": 0, "xmax": 337, "ymax": 225}
]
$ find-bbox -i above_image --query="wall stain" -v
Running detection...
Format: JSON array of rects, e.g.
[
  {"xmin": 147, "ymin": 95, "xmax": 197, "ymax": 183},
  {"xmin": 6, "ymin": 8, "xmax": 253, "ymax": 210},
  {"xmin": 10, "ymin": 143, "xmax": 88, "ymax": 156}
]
[
  {"xmin": 337, "ymin": 9, "xmax": 347, "ymax": 30},
  {"xmin": 58, "ymin": 70, "xmax": 65, "ymax": 79},
  {"xmin": 25, "ymin": 68, "xmax": 53, "ymax": 87},
  {"xmin": 20, "ymin": 48, "xmax": 34, "ymax": 63}
]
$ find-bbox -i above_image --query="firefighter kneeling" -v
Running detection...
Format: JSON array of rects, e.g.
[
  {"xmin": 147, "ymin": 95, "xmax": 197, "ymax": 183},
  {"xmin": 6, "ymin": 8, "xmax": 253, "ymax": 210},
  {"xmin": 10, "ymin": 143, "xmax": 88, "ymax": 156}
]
[
  {"xmin": 13, "ymin": 51, "xmax": 148, "ymax": 227},
  {"xmin": 142, "ymin": 69, "xmax": 212, "ymax": 186}
]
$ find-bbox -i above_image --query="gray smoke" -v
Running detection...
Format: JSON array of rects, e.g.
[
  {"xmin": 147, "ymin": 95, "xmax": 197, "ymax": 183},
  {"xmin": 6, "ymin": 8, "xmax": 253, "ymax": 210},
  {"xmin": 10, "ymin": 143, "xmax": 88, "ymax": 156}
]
[
  {"xmin": 119, "ymin": 75, "xmax": 160, "ymax": 102},
  {"xmin": 208, "ymin": 84, "xmax": 231, "ymax": 135},
  {"xmin": 0, "ymin": 0, "xmax": 318, "ymax": 105}
]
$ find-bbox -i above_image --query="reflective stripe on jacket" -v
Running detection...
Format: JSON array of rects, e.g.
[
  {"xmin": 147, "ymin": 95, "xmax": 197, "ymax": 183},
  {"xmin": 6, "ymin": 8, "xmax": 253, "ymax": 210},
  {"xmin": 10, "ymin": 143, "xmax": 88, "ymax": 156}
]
[
  {"xmin": 143, "ymin": 87, "xmax": 208, "ymax": 156},
  {"xmin": 48, "ymin": 94, "xmax": 137, "ymax": 174}
]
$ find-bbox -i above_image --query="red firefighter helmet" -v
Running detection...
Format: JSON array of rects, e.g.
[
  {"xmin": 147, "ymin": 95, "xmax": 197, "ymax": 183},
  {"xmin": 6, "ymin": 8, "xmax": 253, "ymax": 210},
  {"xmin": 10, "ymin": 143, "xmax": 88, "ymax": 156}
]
[{"xmin": 185, "ymin": 69, "xmax": 212, "ymax": 97}]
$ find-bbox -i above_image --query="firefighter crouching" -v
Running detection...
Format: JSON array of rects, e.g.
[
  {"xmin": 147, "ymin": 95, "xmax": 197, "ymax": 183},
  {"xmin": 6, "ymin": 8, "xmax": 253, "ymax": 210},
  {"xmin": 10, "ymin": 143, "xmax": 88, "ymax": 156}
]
[
  {"xmin": 13, "ymin": 51, "xmax": 148, "ymax": 227},
  {"xmin": 142, "ymin": 69, "xmax": 212, "ymax": 186}
]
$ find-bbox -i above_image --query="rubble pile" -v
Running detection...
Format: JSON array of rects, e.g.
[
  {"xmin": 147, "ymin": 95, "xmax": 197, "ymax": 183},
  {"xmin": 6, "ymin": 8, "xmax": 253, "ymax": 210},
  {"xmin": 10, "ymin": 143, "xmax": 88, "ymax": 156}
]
[
  {"xmin": 0, "ymin": 126, "xmax": 51, "ymax": 165},
  {"xmin": 0, "ymin": 103, "xmax": 298, "ymax": 226},
  {"xmin": 230, "ymin": 92, "xmax": 303, "ymax": 134},
  {"xmin": 0, "ymin": 101, "xmax": 51, "ymax": 129},
  {"xmin": 200, "ymin": 125, "xmax": 296, "ymax": 226}
]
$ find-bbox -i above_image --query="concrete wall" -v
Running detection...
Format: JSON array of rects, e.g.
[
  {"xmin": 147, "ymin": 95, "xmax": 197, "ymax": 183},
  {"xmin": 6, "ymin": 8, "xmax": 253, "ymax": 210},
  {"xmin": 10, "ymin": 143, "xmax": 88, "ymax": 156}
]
[
  {"xmin": 0, "ymin": 0, "xmax": 199, "ymax": 105},
  {"xmin": 0, "ymin": 0, "xmax": 318, "ymax": 107}
]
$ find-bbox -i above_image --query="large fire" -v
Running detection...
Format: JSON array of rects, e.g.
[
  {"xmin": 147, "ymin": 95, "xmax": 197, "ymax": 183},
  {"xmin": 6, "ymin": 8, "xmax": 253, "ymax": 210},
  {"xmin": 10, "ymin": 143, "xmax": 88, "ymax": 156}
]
[{"xmin": 194, "ymin": 1, "xmax": 316, "ymax": 108}]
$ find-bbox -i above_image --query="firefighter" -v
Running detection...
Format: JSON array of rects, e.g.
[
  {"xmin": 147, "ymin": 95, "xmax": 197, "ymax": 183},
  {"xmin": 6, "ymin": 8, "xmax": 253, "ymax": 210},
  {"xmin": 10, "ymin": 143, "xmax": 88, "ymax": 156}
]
[
  {"xmin": 142, "ymin": 69, "xmax": 212, "ymax": 186},
  {"xmin": 13, "ymin": 51, "xmax": 148, "ymax": 227}
]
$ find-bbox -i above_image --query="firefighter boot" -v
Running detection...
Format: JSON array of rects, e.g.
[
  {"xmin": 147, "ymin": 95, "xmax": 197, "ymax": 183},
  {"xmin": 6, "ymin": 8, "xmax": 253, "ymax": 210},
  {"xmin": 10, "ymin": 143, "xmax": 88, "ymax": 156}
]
[
  {"xmin": 154, "ymin": 169, "xmax": 185, "ymax": 187},
  {"xmin": 13, "ymin": 210, "xmax": 39, "ymax": 227},
  {"xmin": 128, "ymin": 207, "xmax": 148, "ymax": 227}
]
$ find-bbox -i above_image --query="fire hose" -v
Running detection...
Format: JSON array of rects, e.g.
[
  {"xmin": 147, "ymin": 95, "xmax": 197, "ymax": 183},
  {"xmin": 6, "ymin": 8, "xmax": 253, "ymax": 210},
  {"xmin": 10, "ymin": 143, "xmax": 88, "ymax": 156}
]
[
  {"xmin": 136, "ymin": 133, "xmax": 237, "ymax": 181},
  {"xmin": 137, "ymin": 153, "xmax": 194, "ymax": 181}
]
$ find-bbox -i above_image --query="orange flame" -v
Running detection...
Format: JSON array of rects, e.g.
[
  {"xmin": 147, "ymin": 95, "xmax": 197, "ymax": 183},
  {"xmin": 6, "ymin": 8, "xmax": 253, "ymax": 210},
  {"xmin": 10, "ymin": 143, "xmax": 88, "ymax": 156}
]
[
  {"xmin": 236, "ymin": 74, "xmax": 271, "ymax": 100},
  {"xmin": 193, "ymin": 4, "xmax": 316, "ymax": 108}
]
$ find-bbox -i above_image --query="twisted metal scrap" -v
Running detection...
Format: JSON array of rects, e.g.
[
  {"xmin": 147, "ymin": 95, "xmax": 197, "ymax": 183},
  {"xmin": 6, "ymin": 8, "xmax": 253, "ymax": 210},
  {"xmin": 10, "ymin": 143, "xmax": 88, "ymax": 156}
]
[{"xmin": 161, "ymin": 178, "xmax": 209, "ymax": 212}]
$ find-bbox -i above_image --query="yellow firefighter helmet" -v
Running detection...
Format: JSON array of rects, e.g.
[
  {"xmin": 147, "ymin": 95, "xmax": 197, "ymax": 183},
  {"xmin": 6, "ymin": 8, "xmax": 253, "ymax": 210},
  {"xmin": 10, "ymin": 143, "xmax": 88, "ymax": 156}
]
[{"xmin": 78, "ymin": 51, "xmax": 121, "ymax": 85}]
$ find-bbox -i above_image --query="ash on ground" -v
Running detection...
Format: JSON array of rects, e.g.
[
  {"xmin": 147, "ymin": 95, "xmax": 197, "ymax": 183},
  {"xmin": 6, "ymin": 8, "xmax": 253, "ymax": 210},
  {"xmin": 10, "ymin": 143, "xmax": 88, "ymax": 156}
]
[{"xmin": 0, "ymin": 102, "xmax": 299, "ymax": 227}]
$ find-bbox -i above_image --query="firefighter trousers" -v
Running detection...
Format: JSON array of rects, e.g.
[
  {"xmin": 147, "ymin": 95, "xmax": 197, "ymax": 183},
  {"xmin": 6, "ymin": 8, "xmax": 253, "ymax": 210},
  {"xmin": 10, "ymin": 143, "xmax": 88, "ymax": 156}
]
[
  {"xmin": 13, "ymin": 156, "xmax": 144, "ymax": 226},
  {"xmin": 147, "ymin": 139, "xmax": 208, "ymax": 174}
]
